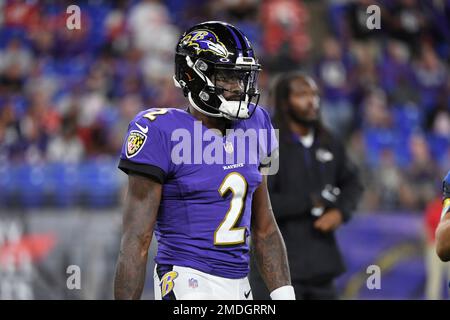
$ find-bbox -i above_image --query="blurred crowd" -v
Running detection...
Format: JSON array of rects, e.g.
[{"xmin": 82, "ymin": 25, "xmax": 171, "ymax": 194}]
[{"xmin": 0, "ymin": 0, "xmax": 448, "ymax": 212}]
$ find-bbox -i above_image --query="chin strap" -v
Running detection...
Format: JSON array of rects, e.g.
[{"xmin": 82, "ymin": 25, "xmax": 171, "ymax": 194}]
[{"xmin": 187, "ymin": 92, "xmax": 223, "ymax": 118}]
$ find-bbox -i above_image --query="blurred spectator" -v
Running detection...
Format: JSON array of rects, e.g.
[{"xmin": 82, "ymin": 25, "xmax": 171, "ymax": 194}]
[
  {"xmin": 110, "ymin": 94, "xmax": 143, "ymax": 153},
  {"xmin": 0, "ymin": 38, "xmax": 32, "ymax": 94},
  {"xmin": 210, "ymin": 0, "xmax": 259, "ymax": 22},
  {"xmin": 361, "ymin": 88, "xmax": 397, "ymax": 166},
  {"xmin": 261, "ymin": 0, "xmax": 310, "ymax": 71},
  {"xmin": 18, "ymin": 94, "xmax": 55, "ymax": 164},
  {"xmin": 425, "ymin": 95, "xmax": 450, "ymax": 169},
  {"xmin": 360, "ymin": 89, "xmax": 404, "ymax": 210},
  {"xmin": 370, "ymin": 149, "xmax": 405, "ymax": 210},
  {"xmin": 424, "ymin": 0, "xmax": 450, "ymax": 57},
  {"xmin": 362, "ymin": 88, "xmax": 391, "ymax": 129},
  {"xmin": 412, "ymin": 43, "xmax": 448, "ymax": 112},
  {"xmin": 3, "ymin": 0, "xmax": 40, "ymax": 30},
  {"xmin": 315, "ymin": 36, "xmax": 354, "ymax": 138},
  {"xmin": 113, "ymin": 47, "xmax": 146, "ymax": 97},
  {"xmin": 29, "ymin": 25, "xmax": 55, "ymax": 57},
  {"xmin": 127, "ymin": 0, "xmax": 179, "ymax": 55},
  {"xmin": 104, "ymin": 0, "xmax": 130, "ymax": 52},
  {"xmin": 0, "ymin": 38, "xmax": 32, "ymax": 76},
  {"xmin": 384, "ymin": 0, "xmax": 428, "ymax": 54},
  {"xmin": 0, "ymin": 101, "xmax": 20, "ymax": 161},
  {"xmin": 352, "ymin": 41, "xmax": 378, "ymax": 93},
  {"xmin": 47, "ymin": 115, "xmax": 84, "ymax": 164},
  {"xmin": 427, "ymin": 105, "xmax": 450, "ymax": 140},
  {"xmin": 401, "ymin": 134, "xmax": 441, "ymax": 210},
  {"xmin": 378, "ymin": 40, "xmax": 417, "ymax": 105}
]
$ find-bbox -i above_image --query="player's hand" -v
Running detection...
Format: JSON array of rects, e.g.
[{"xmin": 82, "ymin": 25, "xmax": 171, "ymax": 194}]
[{"xmin": 314, "ymin": 208, "xmax": 343, "ymax": 233}]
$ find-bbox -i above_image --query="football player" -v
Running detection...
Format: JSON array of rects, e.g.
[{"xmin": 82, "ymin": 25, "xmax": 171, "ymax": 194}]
[
  {"xmin": 436, "ymin": 171, "xmax": 450, "ymax": 262},
  {"xmin": 113, "ymin": 21, "xmax": 295, "ymax": 300}
]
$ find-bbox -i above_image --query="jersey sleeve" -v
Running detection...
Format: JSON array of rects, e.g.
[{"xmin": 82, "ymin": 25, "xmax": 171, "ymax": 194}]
[{"xmin": 118, "ymin": 116, "xmax": 171, "ymax": 184}]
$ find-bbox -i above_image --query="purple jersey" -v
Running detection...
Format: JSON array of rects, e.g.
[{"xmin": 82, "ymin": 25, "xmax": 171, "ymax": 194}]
[{"xmin": 118, "ymin": 107, "xmax": 277, "ymax": 279}]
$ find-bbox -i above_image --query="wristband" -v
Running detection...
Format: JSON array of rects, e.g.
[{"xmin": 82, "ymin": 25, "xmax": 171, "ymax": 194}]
[{"xmin": 270, "ymin": 285, "xmax": 295, "ymax": 300}]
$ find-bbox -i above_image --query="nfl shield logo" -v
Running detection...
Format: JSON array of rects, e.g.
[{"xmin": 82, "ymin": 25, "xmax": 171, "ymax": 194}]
[
  {"xmin": 188, "ymin": 278, "xmax": 198, "ymax": 289},
  {"xmin": 224, "ymin": 141, "xmax": 234, "ymax": 154}
]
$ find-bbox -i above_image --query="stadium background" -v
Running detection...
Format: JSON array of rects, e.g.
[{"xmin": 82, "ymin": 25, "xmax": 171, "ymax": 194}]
[{"xmin": 0, "ymin": 0, "xmax": 449, "ymax": 299}]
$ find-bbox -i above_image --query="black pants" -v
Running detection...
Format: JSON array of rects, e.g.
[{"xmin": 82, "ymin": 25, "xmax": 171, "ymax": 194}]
[{"xmin": 292, "ymin": 279, "xmax": 337, "ymax": 300}]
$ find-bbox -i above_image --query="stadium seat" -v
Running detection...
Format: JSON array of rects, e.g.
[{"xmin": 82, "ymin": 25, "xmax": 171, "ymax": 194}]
[
  {"xmin": 46, "ymin": 162, "xmax": 80, "ymax": 208},
  {"xmin": 14, "ymin": 164, "xmax": 48, "ymax": 208},
  {"xmin": 77, "ymin": 160, "xmax": 121, "ymax": 208}
]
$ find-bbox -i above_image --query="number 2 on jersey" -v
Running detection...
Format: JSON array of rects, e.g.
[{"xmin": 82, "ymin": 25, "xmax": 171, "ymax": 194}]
[
  {"xmin": 143, "ymin": 108, "xmax": 168, "ymax": 121},
  {"xmin": 214, "ymin": 172, "xmax": 248, "ymax": 246}
]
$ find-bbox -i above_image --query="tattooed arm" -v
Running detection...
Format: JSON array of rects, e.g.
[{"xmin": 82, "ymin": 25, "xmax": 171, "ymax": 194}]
[
  {"xmin": 114, "ymin": 174, "xmax": 162, "ymax": 299},
  {"xmin": 251, "ymin": 176, "xmax": 293, "ymax": 297}
]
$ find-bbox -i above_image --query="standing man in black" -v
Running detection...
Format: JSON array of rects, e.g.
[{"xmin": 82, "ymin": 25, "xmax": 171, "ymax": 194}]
[{"xmin": 250, "ymin": 72, "xmax": 363, "ymax": 300}]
